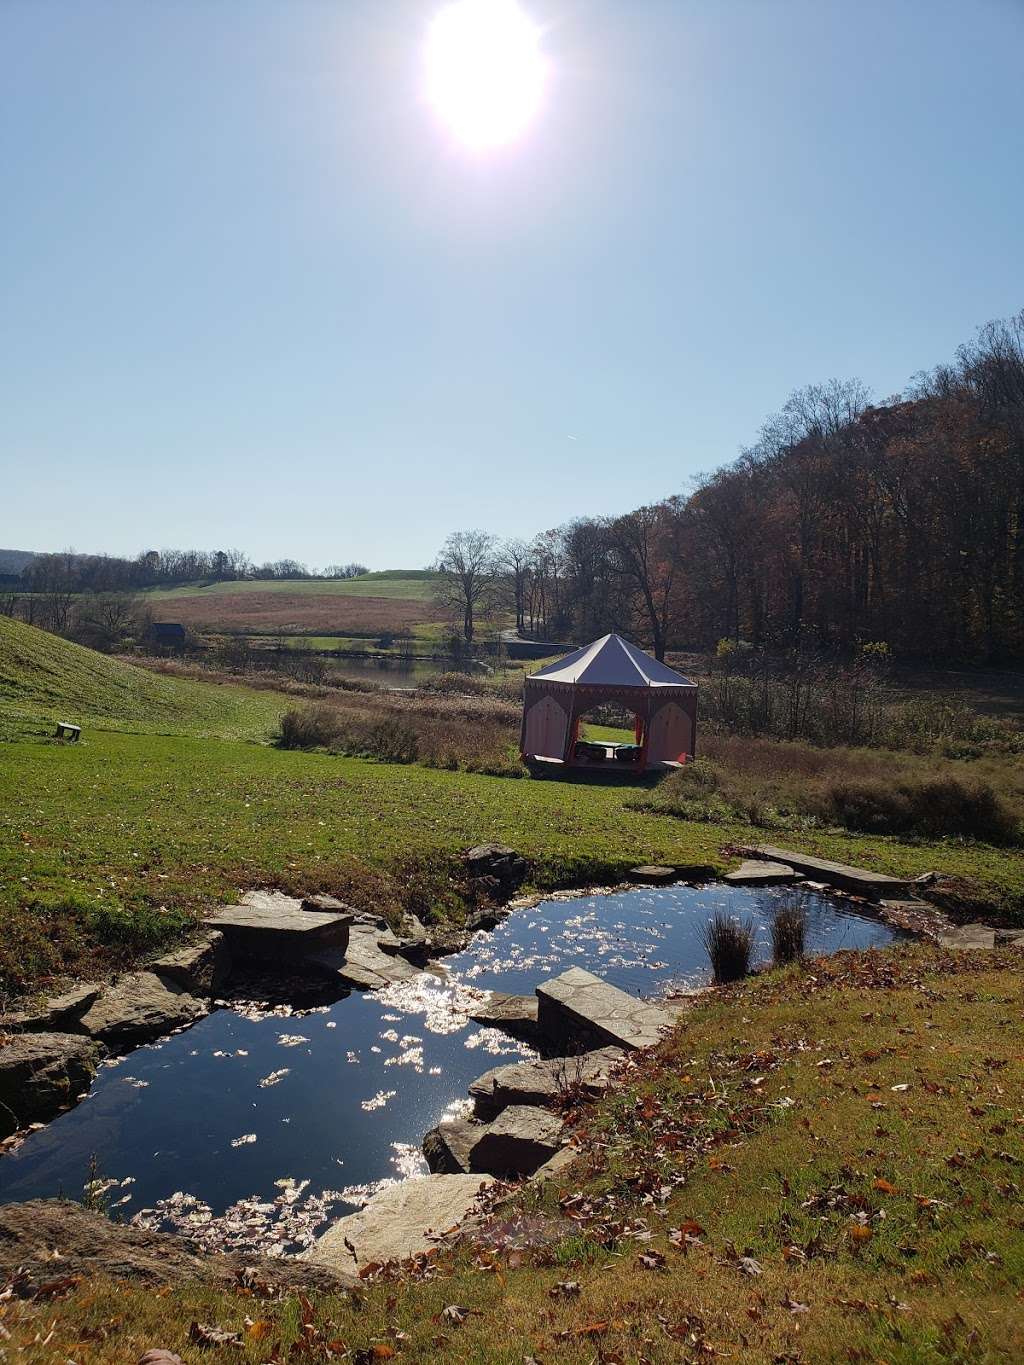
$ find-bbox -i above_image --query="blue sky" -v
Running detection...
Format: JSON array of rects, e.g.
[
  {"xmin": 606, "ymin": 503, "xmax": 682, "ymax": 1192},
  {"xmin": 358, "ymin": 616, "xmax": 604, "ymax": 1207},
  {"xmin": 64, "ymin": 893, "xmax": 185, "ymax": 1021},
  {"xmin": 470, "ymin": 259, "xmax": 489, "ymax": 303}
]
[{"xmin": 2, "ymin": 0, "xmax": 1022, "ymax": 570}]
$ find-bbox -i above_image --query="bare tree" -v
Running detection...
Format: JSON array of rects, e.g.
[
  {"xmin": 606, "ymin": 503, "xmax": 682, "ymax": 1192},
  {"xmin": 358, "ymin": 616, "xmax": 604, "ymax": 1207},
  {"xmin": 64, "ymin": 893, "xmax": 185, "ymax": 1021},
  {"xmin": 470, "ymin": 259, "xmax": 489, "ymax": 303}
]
[
  {"xmin": 497, "ymin": 539, "xmax": 531, "ymax": 635},
  {"xmin": 608, "ymin": 501, "xmax": 684, "ymax": 660},
  {"xmin": 75, "ymin": 593, "xmax": 142, "ymax": 651},
  {"xmin": 433, "ymin": 530, "xmax": 499, "ymax": 646}
]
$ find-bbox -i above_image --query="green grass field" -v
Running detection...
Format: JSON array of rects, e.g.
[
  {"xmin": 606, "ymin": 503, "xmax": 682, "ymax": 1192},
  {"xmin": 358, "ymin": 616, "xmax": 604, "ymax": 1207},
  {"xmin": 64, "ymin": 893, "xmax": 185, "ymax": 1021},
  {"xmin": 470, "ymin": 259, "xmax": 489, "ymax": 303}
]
[
  {"xmin": 2, "ymin": 617, "xmax": 1023, "ymax": 995},
  {"xmin": 5, "ymin": 945, "xmax": 1022, "ymax": 1363}
]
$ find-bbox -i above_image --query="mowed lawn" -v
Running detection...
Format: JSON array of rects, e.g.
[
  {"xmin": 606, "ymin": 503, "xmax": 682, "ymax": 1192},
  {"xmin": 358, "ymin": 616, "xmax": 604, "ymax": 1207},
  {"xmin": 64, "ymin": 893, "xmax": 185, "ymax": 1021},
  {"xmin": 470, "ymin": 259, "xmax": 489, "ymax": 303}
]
[{"xmin": 4, "ymin": 728, "xmax": 1024, "ymax": 992}]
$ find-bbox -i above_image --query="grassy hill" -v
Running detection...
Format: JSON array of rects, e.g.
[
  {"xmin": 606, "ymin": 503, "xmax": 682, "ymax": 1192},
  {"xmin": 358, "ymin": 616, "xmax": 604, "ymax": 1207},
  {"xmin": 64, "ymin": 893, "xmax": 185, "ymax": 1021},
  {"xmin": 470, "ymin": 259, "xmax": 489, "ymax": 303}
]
[
  {"xmin": 0, "ymin": 615, "xmax": 288, "ymax": 742},
  {"xmin": 145, "ymin": 570, "xmax": 440, "ymax": 602},
  {"xmin": 134, "ymin": 572, "xmax": 447, "ymax": 637}
]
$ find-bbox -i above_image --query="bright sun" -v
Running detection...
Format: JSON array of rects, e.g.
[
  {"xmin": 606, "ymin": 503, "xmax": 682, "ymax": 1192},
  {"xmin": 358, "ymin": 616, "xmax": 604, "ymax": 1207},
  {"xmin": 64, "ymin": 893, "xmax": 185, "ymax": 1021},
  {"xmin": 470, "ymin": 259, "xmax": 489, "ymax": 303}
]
[{"xmin": 425, "ymin": 0, "xmax": 547, "ymax": 149}]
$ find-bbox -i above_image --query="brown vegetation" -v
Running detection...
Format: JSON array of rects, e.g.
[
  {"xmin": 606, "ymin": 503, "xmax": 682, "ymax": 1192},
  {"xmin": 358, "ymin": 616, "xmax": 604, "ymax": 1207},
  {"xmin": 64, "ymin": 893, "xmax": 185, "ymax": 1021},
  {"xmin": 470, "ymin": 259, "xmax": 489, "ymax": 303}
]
[
  {"xmin": 276, "ymin": 688, "xmax": 522, "ymax": 776},
  {"xmin": 164, "ymin": 591, "xmax": 445, "ymax": 634},
  {"xmin": 640, "ymin": 737, "xmax": 1023, "ymax": 845}
]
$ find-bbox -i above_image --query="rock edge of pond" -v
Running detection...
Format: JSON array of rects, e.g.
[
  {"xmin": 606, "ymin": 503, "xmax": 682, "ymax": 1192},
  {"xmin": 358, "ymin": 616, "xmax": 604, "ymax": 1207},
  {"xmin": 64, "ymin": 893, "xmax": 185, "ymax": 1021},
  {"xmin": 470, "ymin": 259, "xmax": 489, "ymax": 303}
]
[{"xmin": 1, "ymin": 844, "xmax": 992, "ymax": 1274}]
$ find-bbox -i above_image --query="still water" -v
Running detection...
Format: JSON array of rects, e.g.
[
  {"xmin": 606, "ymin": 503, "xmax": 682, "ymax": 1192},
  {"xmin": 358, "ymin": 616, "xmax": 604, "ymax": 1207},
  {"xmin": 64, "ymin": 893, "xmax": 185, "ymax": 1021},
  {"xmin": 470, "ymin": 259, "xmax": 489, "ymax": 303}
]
[{"xmin": 0, "ymin": 884, "xmax": 901, "ymax": 1254}]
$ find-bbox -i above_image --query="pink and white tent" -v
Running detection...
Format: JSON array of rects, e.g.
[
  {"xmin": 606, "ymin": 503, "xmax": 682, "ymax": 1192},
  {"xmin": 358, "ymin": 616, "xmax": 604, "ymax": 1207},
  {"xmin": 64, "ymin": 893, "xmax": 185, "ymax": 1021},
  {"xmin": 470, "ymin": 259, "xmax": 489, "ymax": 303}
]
[{"xmin": 520, "ymin": 633, "xmax": 697, "ymax": 771}]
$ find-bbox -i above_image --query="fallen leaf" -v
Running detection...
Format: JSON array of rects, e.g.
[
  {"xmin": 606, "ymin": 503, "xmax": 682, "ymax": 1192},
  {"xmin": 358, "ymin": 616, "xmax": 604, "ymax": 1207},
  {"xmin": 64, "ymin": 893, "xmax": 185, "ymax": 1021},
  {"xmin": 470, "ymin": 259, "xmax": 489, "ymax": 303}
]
[
  {"xmin": 550, "ymin": 1281, "xmax": 581, "ymax": 1298},
  {"xmin": 440, "ymin": 1305, "xmax": 480, "ymax": 1325},
  {"xmin": 189, "ymin": 1321, "xmax": 244, "ymax": 1348},
  {"xmin": 782, "ymin": 1295, "xmax": 810, "ymax": 1314}
]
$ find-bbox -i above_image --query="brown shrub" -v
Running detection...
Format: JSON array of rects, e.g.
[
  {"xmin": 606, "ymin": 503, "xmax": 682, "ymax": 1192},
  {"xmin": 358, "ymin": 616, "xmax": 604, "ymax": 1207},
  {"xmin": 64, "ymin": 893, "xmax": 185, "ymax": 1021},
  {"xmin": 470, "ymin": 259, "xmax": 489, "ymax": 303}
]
[{"xmin": 823, "ymin": 776, "xmax": 1018, "ymax": 843}]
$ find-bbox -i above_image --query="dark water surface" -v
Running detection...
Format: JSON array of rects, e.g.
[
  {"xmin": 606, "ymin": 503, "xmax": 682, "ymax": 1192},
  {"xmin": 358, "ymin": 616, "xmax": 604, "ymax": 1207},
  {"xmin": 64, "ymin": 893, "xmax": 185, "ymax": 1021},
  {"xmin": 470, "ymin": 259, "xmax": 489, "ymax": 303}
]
[{"xmin": 0, "ymin": 884, "xmax": 900, "ymax": 1254}]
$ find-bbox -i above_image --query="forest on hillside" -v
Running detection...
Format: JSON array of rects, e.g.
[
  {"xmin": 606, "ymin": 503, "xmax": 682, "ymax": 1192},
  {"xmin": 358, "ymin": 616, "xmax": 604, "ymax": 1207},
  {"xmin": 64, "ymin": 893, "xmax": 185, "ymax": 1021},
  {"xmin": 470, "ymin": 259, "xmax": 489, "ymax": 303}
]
[{"xmin": 452, "ymin": 308, "xmax": 1024, "ymax": 664}]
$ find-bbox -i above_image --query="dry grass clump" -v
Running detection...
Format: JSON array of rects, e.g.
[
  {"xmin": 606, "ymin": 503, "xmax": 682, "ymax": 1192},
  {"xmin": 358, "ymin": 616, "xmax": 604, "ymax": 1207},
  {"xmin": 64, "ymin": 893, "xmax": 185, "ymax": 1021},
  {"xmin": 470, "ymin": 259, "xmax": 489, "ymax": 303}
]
[
  {"xmin": 823, "ymin": 775, "xmax": 1018, "ymax": 843},
  {"xmin": 699, "ymin": 912, "xmax": 755, "ymax": 983},
  {"xmin": 276, "ymin": 690, "xmax": 521, "ymax": 776},
  {"xmin": 769, "ymin": 901, "xmax": 806, "ymax": 964},
  {"xmin": 642, "ymin": 735, "xmax": 1022, "ymax": 845}
]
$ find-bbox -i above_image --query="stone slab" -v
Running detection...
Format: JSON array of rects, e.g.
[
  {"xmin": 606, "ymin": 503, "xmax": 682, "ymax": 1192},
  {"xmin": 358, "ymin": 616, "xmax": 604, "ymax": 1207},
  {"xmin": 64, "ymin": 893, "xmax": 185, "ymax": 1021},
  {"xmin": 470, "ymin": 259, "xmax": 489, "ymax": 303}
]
[
  {"xmin": 629, "ymin": 865, "xmax": 677, "ymax": 885},
  {"xmin": 468, "ymin": 992, "xmax": 539, "ymax": 1044},
  {"xmin": 153, "ymin": 930, "xmax": 229, "ymax": 995},
  {"xmin": 469, "ymin": 1047, "xmax": 624, "ymax": 1120},
  {"xmin": 724, "ymin": 859, "xmax": 796, "ymax": 887},
  {"xmin": 536, "ymin": 967, "xmax": 672, "ymax": 1053},
  {"xmin": 205, "ymin": 903, "xmax": 350, "ymax": 960},
  {"xmin": 308, "ymin": 1174, "xmax": 494, "ymax": 1271},
  {"xmin": 78, "ymin": 972, "xmax": 208, "ymax": 1045},
  {"xmin": 0, "ymin": 1032, "xmax": 104, "ymax": 1137},
  {"xmin": 738, "ymin": 845, "xmax": 911, "ymax": 899},
  {"xmin": 938, "ymin": 922, "xmax": 997, "ymax": 950},
  {"xmin": 423, "ymin": 1116, "xmax": 485, "ymax": 1174},
  {"xmin": 308, "ymin": 924, "xmax": 422, "ymax": 991},
  {"xmin": 0, "ymin": 1199, "xmax": 354, "ymax": 1294},
  {"xmin": 1, "ymin": 983, "xmax": 101, "ymax": 1034},
  {"xmin": 530, "ymin": 1145, "xmax": 578, "ymax": 1185},
  {"xmin": 469, "ymin": 1105, "xmax": 565, "ymax": 1177}
]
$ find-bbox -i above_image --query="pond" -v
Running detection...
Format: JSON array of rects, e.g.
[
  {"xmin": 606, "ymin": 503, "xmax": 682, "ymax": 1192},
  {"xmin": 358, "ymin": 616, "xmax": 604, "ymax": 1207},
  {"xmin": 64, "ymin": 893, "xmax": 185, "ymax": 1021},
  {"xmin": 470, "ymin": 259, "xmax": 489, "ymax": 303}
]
[{"xmin": 0, "ymin": 884, "xmax": 902, "ymax": 1255}]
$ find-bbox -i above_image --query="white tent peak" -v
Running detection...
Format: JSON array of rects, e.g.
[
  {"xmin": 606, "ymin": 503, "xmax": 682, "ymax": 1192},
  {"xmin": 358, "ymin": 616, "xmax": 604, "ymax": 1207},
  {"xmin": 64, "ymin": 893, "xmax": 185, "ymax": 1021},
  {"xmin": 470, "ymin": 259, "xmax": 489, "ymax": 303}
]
[{"xmin": 528, "ymin": 634, "xmax": 696, "ymax": 688}]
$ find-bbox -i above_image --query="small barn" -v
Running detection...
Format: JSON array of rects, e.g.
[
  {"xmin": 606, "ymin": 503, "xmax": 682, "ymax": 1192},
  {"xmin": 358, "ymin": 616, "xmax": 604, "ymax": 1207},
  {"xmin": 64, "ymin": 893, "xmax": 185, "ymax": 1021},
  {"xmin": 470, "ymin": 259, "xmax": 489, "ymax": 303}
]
[
  {"xmin": 149, "ymin": 621, "xmax": 187, "ymax": 649},
  {"xmin": 520, "ymin": 633, "xmax": 697, "ymax": 772}
]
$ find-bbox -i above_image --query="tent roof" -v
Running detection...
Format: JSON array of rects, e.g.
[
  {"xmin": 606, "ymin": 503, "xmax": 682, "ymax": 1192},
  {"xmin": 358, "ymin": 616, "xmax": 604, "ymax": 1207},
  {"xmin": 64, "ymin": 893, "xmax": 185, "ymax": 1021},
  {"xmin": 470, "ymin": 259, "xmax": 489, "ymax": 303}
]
[{"xmin": 527, "ymin": 634, "xmax": 697, "ymax": 688}]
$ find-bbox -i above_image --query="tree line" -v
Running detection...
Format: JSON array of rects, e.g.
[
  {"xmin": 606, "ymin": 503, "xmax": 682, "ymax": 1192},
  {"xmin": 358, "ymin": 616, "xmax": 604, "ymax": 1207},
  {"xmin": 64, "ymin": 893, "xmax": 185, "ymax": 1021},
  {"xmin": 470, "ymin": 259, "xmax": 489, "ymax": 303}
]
[
  {"xmin": 435, "ymin": 308, "xmax": 1024, "ymax": 663},
  {"xmin": 10, "ymin": 548, "xmax": 370, "ymax": 595}
]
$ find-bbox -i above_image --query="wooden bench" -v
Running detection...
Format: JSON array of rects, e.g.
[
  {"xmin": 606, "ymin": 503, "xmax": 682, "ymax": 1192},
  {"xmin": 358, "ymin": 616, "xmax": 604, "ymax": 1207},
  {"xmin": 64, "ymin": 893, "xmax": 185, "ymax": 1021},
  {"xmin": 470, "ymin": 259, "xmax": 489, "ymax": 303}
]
[{"xmin": 55, "ymin": 721, "xmax": 81, "ymax": 742}]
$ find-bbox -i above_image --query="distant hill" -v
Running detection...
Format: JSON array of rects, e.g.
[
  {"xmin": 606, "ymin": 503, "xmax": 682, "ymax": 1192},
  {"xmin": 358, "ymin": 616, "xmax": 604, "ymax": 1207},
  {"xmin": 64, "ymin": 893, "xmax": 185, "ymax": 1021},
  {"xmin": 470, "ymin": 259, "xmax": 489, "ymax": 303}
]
[
  {"xmin": 139, "ymin": 572, "xmax": 445, "ymax": 636},
  {"xmin": 0, "ymin": 615, "xmax": 288, "ymax": 741},
  {"xmin": 0, "ymin": 549, "xmax": 38, "ymax": 577}
]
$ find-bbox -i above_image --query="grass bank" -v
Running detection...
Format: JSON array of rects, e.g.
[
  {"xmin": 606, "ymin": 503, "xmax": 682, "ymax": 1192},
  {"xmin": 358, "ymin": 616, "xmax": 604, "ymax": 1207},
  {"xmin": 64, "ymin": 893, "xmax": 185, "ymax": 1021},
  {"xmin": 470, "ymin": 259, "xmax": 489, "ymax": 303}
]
[
  {"xmin": 3, "ymin": 944, "xmax": 1022, "ymax": 1362},
  {"xmin": 0, "ymin": 615, "xmax": 288, "ymax": 743}
]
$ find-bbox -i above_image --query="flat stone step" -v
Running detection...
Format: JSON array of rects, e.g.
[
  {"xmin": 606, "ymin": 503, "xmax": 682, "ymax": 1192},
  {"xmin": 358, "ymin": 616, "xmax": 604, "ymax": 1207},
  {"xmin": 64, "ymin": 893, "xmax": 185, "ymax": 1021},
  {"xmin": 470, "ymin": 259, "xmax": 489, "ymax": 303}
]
[
  {"xmin": 205, "ymin": 903, "xmax": 350, "ymax": 960},
  {"xmin": 738, "ymin": 845, "xmax": 911, "ymax": 899},
  {"xmin": 307, "ymin": 1174, "xmax": 494, "ymax": 1272},
  {"xmin": 469, "ymin": 1047, "xmax": 624, "ymax": 1120},
  {"xmin": 307, "ymin": 923, "xmax": 423, "ymax": 991},
  {"xmin": 724, "ymin": 859, "xmax": 796, "ymax": 887},
  {"xmin": 630, "ymin": 865, "xmax": 677, "ymax": 885},
  {"xmin": 938, "ymin": 922, "xmax": 997, "ymax": 950},
  {"xmin": 468, "ymin": 992, "xmax": 539, "ymax": 1044},
  {"xmin": 536, "ymin": 967, "xmax": 672, "ymax": 1052}
]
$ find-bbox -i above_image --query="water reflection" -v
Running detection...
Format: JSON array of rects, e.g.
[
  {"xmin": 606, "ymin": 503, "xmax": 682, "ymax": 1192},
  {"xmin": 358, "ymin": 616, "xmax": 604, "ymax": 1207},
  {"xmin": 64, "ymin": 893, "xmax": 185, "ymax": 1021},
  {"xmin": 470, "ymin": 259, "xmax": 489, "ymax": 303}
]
[{"xmin": 0, "ymin": 883, "xmax": 900, "ymax": 1253}]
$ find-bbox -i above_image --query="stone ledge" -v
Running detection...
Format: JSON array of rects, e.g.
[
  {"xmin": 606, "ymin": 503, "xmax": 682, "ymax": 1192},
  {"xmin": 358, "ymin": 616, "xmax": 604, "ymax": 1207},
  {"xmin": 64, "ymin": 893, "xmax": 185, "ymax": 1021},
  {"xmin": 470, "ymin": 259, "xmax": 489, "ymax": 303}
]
[
  {"xmin": 536, "ymin": 967, "xmax": 672, "ymax": 1052},
  {"xmin": 307, "ymin": 1174, "xmax": 495, "ymax": 1272}
]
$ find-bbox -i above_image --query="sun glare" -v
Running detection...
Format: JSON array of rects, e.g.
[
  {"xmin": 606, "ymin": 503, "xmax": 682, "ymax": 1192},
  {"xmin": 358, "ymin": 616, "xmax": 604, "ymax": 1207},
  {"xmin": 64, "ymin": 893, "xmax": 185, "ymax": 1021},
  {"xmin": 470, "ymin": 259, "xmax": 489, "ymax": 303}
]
[{"xmin": 425, "ymin": 0, "xmax": 547, "ymax": 149}]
